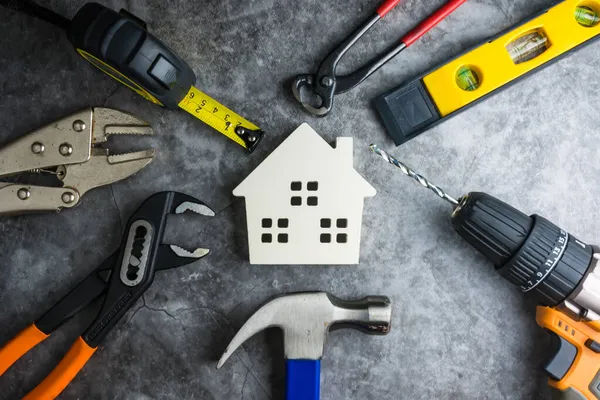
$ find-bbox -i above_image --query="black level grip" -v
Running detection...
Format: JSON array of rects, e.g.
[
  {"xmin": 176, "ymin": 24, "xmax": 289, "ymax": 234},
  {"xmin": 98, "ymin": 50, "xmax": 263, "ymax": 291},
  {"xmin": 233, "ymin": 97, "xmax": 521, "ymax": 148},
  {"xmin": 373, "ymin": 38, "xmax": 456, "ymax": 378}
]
[
  {"xmin": 374, "ymin": 79, "xmax": 441, "ymax": 145},
  {"xmin": 68, "ymin": 2, "xmax": 196, "ymax": 109}
]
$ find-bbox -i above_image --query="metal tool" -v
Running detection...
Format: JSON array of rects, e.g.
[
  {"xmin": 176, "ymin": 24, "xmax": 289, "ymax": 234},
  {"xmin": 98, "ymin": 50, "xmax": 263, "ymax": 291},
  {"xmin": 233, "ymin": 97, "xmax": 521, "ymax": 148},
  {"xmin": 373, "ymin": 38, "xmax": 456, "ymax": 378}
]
[
  {"xmin": 218, "ymin": 292, "xmax": 392, "ymax": 400},
  {"xmin": 1, "ymin": 0, "xmax": 264, "ymax": 152},
  {"xmin": 0, "ymin": 191, "xmax": 214, "ymax": 400},
  {"xmin": 292, "ymin": 0, "xmax": 467, "ymax": 116},
  {"xmin": 0, "ymin": 107, "xmax": 154, "ymax": 216},
  {"xmin": 375, "ymin": 1, "xmax": 600, "ymax": 146},
  {"xmin": 371, "ymin": 145, "xmax": 600, "ymax": 400},
  {"xmin": 370, "ymin": 144, "xmax": 457, "ymax": 205}
]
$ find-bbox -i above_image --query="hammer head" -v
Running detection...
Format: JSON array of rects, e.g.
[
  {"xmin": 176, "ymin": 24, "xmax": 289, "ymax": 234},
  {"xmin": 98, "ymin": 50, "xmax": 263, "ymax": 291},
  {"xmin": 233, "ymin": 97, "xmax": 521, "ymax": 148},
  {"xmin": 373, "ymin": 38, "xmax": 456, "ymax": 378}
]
[{"xmin": 218, "ymin": 292, "xmax": 392, "ymax": 367}]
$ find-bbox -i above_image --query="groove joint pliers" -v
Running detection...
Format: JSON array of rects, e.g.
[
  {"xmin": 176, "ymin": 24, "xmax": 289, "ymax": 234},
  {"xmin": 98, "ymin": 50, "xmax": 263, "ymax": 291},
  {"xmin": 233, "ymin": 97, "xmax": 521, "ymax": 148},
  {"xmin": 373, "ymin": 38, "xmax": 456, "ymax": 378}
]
[{"xmin": 0, "ymin": 191, "xmax": 215, "ymax": 400}]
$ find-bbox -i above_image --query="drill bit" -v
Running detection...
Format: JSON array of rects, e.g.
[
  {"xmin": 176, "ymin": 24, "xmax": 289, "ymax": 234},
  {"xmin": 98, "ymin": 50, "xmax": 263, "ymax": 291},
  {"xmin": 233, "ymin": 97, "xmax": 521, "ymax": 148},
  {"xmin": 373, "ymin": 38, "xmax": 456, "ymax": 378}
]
[{"xmin": 369, "ymin": 144, "xmax": 459, "ymax": 206}]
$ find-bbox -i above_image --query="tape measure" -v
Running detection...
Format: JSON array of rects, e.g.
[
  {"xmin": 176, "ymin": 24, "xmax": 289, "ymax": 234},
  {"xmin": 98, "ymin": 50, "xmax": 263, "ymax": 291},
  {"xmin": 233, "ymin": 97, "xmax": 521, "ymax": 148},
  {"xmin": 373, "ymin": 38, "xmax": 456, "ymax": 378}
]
[
  {"xmin": 64, "ymin": 2, "xmax": 263, "ymax": 152},
  {"xmin": 375, "ymin": 0, "xmax": 600, "ymax": 146},
  {"xmin": 178, "ymin": 87, "xmax": 261, "ymax": 148}
]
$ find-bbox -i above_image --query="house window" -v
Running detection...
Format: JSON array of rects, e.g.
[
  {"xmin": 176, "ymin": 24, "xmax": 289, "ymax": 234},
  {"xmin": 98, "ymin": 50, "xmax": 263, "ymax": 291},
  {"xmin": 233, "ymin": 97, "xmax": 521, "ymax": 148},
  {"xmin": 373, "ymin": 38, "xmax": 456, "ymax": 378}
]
[
  {"xmin": 320, "ymin": 217, "xmax": 348, "ymax": 244},
  {"xmin": 261, "ymin": 218, "xmax": 289, "ymax": 244},
  {"xmin": 289, "ymin": 181, "xmax": 319, "ymax": 207}
]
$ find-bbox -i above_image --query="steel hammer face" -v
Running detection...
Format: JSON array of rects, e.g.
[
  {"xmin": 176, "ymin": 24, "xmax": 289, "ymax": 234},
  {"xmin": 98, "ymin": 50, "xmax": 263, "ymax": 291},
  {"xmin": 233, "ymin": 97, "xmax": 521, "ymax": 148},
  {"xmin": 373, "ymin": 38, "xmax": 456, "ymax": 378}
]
[{"xmin": 218, "ymin": 292, "xmax": 392, "ymax": 400}]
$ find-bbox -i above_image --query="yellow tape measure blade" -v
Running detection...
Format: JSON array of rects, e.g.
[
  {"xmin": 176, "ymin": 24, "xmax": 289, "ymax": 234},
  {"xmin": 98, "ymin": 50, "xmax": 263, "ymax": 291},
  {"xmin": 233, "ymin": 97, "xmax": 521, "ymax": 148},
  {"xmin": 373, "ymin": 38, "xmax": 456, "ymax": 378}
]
[{"xmin": 178, "ymin": 86, "xmax": 263, "ymax": 152}]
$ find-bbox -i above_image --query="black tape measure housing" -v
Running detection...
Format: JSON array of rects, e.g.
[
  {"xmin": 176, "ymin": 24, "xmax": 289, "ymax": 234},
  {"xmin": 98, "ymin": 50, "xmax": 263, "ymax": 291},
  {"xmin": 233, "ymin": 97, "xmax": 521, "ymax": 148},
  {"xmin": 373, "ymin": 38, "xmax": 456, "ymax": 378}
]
[{"xmin": 68, "ymin": 2, "xmax": 196, "ymax": 109}]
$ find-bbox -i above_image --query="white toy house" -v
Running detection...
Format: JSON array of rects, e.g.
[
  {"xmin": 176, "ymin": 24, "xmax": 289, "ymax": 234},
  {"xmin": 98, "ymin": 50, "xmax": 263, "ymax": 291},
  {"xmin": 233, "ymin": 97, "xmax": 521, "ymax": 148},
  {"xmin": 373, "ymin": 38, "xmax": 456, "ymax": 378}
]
[{"xmin": 233, "ymin": 123, "xmax": 376, "ymax": 265}]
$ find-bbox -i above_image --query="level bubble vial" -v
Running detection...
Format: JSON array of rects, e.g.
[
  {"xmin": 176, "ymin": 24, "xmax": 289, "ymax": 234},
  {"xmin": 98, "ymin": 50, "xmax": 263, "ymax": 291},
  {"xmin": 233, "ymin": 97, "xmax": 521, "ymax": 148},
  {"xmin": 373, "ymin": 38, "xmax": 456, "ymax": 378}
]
[
  {"xmin": 506, "ymin": 30, "xmax": 550, "ymax": 64},
  {"xmin": 575, "ymin": 5, "xmax": 600, "ymax": 27},
  {"xmin": 455, "ymin": 66, "xmax": 481, "ymax": 91}
]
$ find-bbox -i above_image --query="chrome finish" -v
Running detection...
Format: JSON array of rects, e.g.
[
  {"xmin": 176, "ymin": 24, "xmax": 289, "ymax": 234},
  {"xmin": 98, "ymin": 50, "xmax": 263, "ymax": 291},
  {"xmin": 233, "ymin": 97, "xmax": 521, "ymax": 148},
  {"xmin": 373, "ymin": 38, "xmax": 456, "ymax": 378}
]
[
  {"xmin": 60, "ymin": 148, "xmax": 154, "ymax": 199},
  {"xmin": 0, "ymin": 107, "xmax": 155, "ymax": 215},
  {"xmin": 175, "ymin": 201, "xmax": 216, "ymax": 216},
  {"xmin": 0, "ymin": 185, "xmax": 79, "ymax": 215},
  {"xmin": 218, "ymin": 292, "xmax": 392, "ymax": 367},
  {"xmin": 91, "ymin": 107, "xmax": 153, "ymax": 143},
  {"xmin": 0, "ymin": 109, "xmax": 93, "ymax": 177},
  {"xmin": 370, "ymin": 144, "xmax": 459, "ymax": 206},
  {"xmin": 72, "ymin": 120, "xmax": 86, "ymax": 132},
  {"xmin": 17, "ymin": 188, "xmax": 30, "ymax": 200},
  {"xmin": 61, "ymin": 192, "xmax": 76, "ymax": 204},
  {"xmin": 320, "ymin": 76, "xmax": 333, "ymax": 87},
  {"xmin": 170, "ymin": 245, "xmax": 210, "ymax": 259},
  {"xmin": 120, "ymin": 220, "xmax": 154, "ymax": 287},
  {"xmin": 31, "ymin": 142, "xmax": 44, "ymax": 154},
  {"xmin": 567, "ymin": 252, "xmax": 600, "ymax": 321},
  {"xmin": 59, "ymin": 143, "xmax": 73, "ymax": 156}
]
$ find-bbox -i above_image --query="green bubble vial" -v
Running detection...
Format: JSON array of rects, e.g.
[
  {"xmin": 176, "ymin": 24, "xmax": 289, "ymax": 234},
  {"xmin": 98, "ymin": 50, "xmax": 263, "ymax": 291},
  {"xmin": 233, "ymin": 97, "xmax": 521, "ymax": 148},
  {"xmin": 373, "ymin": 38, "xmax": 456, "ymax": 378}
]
[
  {"xmin": 575, "ymin": 6, "xmax": 600, "ymax": 27},
  {"xmin": 506, "ymin": 32, "xmax": 549, "ymax": 64},
  {"xmin": 455, "ymin": 66, "xmax": 480, "ymax": 91}
]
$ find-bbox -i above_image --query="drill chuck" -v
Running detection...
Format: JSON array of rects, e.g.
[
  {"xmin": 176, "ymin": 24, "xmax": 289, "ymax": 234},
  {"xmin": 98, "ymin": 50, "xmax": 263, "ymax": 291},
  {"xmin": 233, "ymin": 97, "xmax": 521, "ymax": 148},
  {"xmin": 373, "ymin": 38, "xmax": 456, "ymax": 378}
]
[
  {"xmin": 367, "ymin": 147, "xmax": 597, "ymax": 309},
  {"xmin": 452, "ymin": 192, "xmax": 593, "ymax": 307}
]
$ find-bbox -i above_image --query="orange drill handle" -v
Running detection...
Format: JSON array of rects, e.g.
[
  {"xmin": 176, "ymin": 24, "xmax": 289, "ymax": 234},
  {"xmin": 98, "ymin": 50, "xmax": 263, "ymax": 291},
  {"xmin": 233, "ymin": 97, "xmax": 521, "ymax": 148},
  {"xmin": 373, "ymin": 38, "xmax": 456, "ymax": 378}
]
[
  {"xmin": 23, "ymin": 336, "xmax": 97, "ymax": 400},
  {"xmin": 0, "ymin": 324, "xmax": 49, "ymax": 376},
  {"xmin": 537, "ymin": 307, "xmax": 600, "ymax": 399}
]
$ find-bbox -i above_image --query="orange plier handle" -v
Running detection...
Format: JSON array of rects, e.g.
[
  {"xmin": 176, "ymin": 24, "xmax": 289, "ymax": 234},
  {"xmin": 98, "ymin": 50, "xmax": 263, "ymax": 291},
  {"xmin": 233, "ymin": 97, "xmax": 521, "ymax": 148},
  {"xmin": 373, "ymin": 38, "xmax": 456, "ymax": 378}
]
[
  {"xmin": 0, "ymin": 253, "xmax": 114, "ymax": 399},
  {"xmin": 0, "ymin": 324, "xmax": 96, "ymax": 400}
]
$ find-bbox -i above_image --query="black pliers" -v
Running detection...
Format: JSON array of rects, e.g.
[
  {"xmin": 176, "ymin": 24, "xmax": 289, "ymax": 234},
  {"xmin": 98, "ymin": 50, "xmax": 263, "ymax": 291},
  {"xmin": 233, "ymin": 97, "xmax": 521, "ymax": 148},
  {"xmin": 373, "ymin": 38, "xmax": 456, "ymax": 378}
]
[
  {"xmin": 293, "ymin": 0, "xmax": 467, "ymax": 116},
  {"xmin": 0, "ymin": 192, "xmax": 215, "ymax": 400}
]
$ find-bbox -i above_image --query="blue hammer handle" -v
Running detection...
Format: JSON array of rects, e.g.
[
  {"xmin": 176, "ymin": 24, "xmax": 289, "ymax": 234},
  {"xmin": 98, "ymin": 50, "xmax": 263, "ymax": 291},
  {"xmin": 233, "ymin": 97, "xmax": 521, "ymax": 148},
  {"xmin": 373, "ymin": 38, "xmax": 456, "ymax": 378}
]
[{"xmin": 286, "ymin": 359, "xmax": 321, "ymax": 400}]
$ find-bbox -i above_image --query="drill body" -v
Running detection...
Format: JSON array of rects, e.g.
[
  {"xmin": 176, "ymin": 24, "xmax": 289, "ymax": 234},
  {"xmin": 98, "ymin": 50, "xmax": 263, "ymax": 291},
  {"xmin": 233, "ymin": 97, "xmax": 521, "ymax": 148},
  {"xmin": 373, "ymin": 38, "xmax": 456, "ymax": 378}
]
[
  {"xmin": 453, "ymin": 193, "xmax": 600, "ymax": 400},
  {"xmin": 369, "ymin": 146, "xmax": 600, "ymax": 398}
]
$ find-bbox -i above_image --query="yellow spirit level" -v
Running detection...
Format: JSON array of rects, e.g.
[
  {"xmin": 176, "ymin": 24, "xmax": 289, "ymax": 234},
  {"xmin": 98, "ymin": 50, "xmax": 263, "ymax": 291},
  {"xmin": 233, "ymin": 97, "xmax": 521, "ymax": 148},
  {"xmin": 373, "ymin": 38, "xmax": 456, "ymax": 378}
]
[{"xmin": 375, "ymin": 0, "xmax": 600, "ymax": 145}]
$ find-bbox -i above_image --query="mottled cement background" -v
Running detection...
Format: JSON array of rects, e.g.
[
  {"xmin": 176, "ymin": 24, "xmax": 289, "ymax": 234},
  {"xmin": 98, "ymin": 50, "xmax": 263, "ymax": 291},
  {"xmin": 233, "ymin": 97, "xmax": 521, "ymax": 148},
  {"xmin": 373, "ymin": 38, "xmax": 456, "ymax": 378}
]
[{"xmin": 1, "ymin": 0, "xmax": 598, "ymax": 399}]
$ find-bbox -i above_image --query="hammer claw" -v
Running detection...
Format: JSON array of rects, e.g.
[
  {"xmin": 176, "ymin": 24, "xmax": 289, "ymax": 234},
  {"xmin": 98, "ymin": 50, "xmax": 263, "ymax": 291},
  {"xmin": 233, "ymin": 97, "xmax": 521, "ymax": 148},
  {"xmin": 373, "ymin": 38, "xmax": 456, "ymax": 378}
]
[
  {"xmin": 218, "ymin": 292, "xmax": 392, "ymax": 369},
  {"xmin": 217, "ymin": 298, "xmax": 285, "ymax": 368}
]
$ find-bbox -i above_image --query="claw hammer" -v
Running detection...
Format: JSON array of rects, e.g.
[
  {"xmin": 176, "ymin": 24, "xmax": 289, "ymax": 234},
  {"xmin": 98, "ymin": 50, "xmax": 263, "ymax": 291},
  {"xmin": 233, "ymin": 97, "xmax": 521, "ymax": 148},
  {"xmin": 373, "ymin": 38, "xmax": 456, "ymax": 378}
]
[{"xmin": 218, "ymin": 292, "xmax": 392, "ymax": 400}]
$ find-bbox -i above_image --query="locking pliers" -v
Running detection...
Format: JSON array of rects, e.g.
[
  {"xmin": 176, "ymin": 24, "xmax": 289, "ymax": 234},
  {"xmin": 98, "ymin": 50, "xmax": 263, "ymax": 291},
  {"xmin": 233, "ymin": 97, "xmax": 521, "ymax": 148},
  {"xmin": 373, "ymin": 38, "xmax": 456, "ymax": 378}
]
[{"xmin": 0, "ymin": 107, "xmax": 155, "ymax": 215}]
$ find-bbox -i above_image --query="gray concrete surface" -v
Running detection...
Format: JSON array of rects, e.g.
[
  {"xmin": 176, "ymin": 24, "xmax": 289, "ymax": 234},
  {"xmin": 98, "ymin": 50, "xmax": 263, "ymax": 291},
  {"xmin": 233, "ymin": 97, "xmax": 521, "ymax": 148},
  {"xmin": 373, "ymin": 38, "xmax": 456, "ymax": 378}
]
[{"xmin": 0, "ymin": 0, "xmax": 597, "ymax": 399}]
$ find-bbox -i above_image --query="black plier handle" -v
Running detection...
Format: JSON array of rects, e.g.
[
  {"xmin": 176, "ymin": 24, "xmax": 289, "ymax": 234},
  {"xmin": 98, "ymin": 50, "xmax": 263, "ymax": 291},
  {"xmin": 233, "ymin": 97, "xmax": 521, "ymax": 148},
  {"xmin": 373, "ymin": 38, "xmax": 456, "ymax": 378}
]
[
  {"xmin": 293, "ymin": 0, "xmax": 467, "ymax": 116},
  {"xmin": 0, "ymin": 192, "xmax": 214, "ymax": 400}
]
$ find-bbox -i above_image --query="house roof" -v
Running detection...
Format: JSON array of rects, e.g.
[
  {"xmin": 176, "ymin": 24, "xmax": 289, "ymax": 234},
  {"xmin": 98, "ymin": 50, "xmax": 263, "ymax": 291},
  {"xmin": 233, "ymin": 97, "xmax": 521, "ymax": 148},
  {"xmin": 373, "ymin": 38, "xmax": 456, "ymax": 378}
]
[{"xmin": 233, "ymin": 123, "xmax": 376, "ymax": 197}]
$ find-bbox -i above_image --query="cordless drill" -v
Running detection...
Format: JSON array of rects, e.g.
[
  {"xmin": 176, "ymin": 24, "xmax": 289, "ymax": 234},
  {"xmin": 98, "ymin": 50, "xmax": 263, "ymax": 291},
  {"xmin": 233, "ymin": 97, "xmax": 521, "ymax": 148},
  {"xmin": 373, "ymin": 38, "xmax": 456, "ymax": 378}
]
[{"xmin": 371, "ymin": 145, "xmax": 600, "ymax": 400}]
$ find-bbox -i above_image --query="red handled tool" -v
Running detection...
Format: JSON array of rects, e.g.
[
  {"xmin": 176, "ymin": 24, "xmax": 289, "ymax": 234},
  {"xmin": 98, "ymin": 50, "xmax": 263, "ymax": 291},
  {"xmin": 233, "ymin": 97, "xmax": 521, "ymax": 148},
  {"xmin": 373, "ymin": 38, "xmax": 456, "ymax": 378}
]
[
  {"xmin": 0, "ymin": 192, "xmax": 214, "ymax": 399},
  {"xmin": 292, "ymin": 0, "xmax": 467, "ymax": 116}
]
